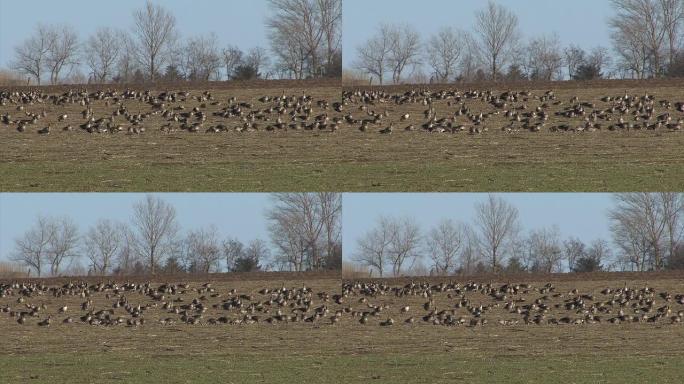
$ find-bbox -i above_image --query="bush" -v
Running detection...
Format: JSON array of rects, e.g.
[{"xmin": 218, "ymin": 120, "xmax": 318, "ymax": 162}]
[
  {"xmin": 232, "ymin": 256, "xmax": 261, "ymax": 272},
  {"xmin": 571, "ymin": 256, "xmax": 603, "ymax": 273},
  {"xmin": 231, "ymin": 65, "xmax": 259, "ymax": 80},
  {"xmin": 504, "ymin": 256, "xmax": 527, "ymax": 273},
  {"xmin": 666, "ymin": 245, "xmax": 684, "ymax": 270},
  {"xmin": 572, "ymin": 64, "xmax": 602, "ymax": 80}
]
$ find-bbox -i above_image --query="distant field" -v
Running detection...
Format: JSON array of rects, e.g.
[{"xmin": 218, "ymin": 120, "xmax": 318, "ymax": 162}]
[
  {"xmin": 1, "ymin": 79, "xmax": 683, "ymax": 192},
  {"xmin": 2, "ymin": 272, "xmax": 684, "ymax": 383}
]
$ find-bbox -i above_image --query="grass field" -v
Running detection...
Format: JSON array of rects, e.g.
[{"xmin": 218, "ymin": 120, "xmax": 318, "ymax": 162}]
[
  {"xmin": 2, "ymin": 273, "xmax": 684, "ymax": 383},
  {"xmin": 1, "ymin": 80, "xmax": 683, "ymax": 192}
]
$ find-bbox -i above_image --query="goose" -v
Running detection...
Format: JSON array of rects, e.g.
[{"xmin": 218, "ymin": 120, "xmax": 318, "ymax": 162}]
[
  {"xmin": 379, "ymin": 123, "xmax": 393, "ymax": 134},
  {"xmin": 380, "ymin": 318, "xmax": 394, "ymax": 326},
  {"xmin": 38, "ymin": 125, "xmax": 51, "ymax": 135},
  {"xmin": 38, "ymin": 316, "xmax": 52, "ymax": 327}
]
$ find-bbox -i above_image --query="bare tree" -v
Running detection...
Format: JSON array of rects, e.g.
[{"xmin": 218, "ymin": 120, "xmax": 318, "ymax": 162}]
[
  {"xmin": 116, "ymin": 32, "xmax": 138, "ymax": 83},
  {"xmin": 45, "ymin": 25, "xmax": 80, "ymax": 85},
  {"xmin": 587, "ymin": 239, "xmax": 613, "ymax": 270},
  {"xmin": 608, "ymin": 193, "xmax": 682, "ymax": 270},
  {"xmin": 240, "ymin": 239, "xmax": 270, "ymax": 271},
  {"xmin": 43, "ymin": 217, "xmax": 79, "ymax": 276},
  {"xmin": 11, "ymin": 216, "xmax": 54, "ymax": 277},
  {"xmin": 609, "ymin": 0, "xmax": 681, "ymax": 77},
  {"xmin": 459, "ymin": 226, "xmax": 482, "ymax": 275},
  {"xmin": 354, "ymin": 216, "xmax": 393, "ymax": 277},
  {"xmin": 318, "ymin": 192, "xmax": 342, "ymax": 269},
  {"xmin": 386, "ymin": 216, "xmax": 421, "ymax": 276},
  {"xmin": 222, "ymin": 45, "xmax": 243, "ymax": 80},
  {"xmin": 184, "ymin": 225, "xmax": 221, "ymax": 273},
  {"xmin": 525, "ymin": 34, "xmax": 564, "ymax": 80},
  {"xmin": 355, "ymin": 24, "xmax": 393, "ymax": 84},
  {"xmin": 245, "ymin": 47, "xmax": 271, "ymax": 78},
  {"xmin": 223, "ymin": 237, "xmax": 244, "ymax": 270},
  {"xmin": 132, "ymin": 0, "xmax": 178, "ymax": 80},
  {"xmin": 83, "ymin": 27, "xmax": 121, "ymax": 83},
  {"xmin": 131, "ymin": 195, "xmax": 179, "ymax": 274},
  {"xmin": 564, "ymin": 237, "xmax": 587, "ymax": 272},
  {"xmin": 115, "ymin": 224, "xmax": 137, "ymax": 274},
  {"xmin": 564, "ymin": 44, "xmax": 587, "ymax": 80},
  {"xmin": 266, "ymin": 0, "xmax": 340, "ymax": 78},
  {"xmin": 661, "ymin": 0, "xmax": 684, "ymax": 68},
  {"xmin": 425, "ymin": 219, "xmax": 466, "ymax": 275},
  {"xmin": 83, "ymin": 219, "xmax": 121, "ymax": 275},
  {"xmin": 475, "ymin": 194, "xmax": 520, "ymax": 272},
  {"xmin": 182, "ymin": 33, "xmax": 222, "ymax": 81},
  {"xmin": 524, "ymin": 226, "xmax": 564, "ymax": 273},
  {"xmin": 10, "ymin": 24, "xmax": 53, "ymax": 85},
  {"xmin": 661, "ymin": 192, "xmax": 684, "ymax": 266},
  {"xmin": 426, "ymin": 27, "xmax": 468, "ymax": 82},
  {"xmin": 267, "ymin": 193, "xmax": 341, "ymax": 271},
  {"xmin": 475, "ymin": 0, "xmax": 520, "ymax": 81},
  {"xmin": 386, "ymin": 23, "xmax": 421, "ymax": 84},
  {"xmin": 319, "ymin": 0, "xmax": 342, "ymax": 75}
]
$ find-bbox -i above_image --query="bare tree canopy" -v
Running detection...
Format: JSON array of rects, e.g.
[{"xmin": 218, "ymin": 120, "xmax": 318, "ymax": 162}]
[
  {"xmin": 426, "ymin": 27, "xmax": 469, "ymax": 82},
  {"xmin": 45, "ymin": 25, "xmax": 80, "ymax": 85},
  {"xmin": 425, "ymin": 219, "xmax": 466, "ymax": 275},
  {"xmin": 475, "ymin": 194, "xmax": 520, "ymax": 272},
  {"xmin": 222, "ymin": 45, "xmax": 243, "ymax": 80},
  {"xmin": 180, "ymin": 33, "xmax": 222, "ymax": 81},
  {"xmin": 132, "ymin": 0, "xmax": 178, "ymax": 80},
  {"xmin": 266, "ymin": 0, "xmax": 341, "ymax": 79},
  {"xmin": 475, "ymin": 0, "xmax": 520, "ymax": 81},
  {"xmin": 83, "ymin": 27, "xmax": 121, "ymax": 83},
  {"xmin": 11, "ymin": 216, "xmax": 54, "ymax": 277},
  {"xmin": 183, "ymin": 225, "xmax": 221, "ymax": 273},
  {"xmin": 354, "ymin": 215, "xmax": 421, "ymax": 277},
  {"xmin": 386, "ymin": 216, "xmax": 421, "ymax": 276},
  {"xmin": 10, "ymin": 24, "xmax": 52, "ymax": 85},
  {"xmin": 83, "ymin": 219, "xmax": 121, "ymax": 275},
  {"xmin": 610, "ymin": 193, "xmax": 684, "ymax": 271},
  {"xmin": 354, "ymin": 216, "xmax": 394, "ymax": 277},
  {"xmin": 386, "ymin": 23, "xmax": 421, "ymax": 84},
  {"xmin": 131, "ymin": 194, "xmax": 179, "ymax": 274},
  {"xmin": 355, "ymin": 24, "xmax": 393, "ymax": 85},
  {"xmin": 523, "ymin": 226, "xmax": 564, "ymax": 273},
  {"xmin": 609, "ymin": 0, "xmax": 684, "ymax": 78},
  {"xmin": 267, "ymin": 193, "xmax": 341, "ymax": 271},
  {"xmin": 116, "ymin": 32, "xmax": 138, "ymax": 83},
  {"xmin": 525, "ymin": 33, "xmax": 564, "ymax": 81}
]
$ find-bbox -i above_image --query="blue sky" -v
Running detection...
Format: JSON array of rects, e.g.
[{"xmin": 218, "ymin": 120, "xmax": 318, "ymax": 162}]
[
  {"xmin": 0, "ymin": 193, "xmax": 274, "ymax": 262},
  {"xmin": 0, "ymin": 0, "xmax": 270, "ymax": 69},
  {"xmin": 342, "ymin": 193, "xmax": 615, "ymax": 261},
  {"xmin": 343, "ymin": 0, "xmax": 614, "ymax": 67}
]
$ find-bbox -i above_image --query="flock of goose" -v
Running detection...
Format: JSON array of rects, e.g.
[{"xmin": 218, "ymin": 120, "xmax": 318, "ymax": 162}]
[
  {"xmin": 0, "ymin": 281, "xmax": 344, "ymax": 327},
  {"xmin": 3, "ymin": 279, "xmax": 684, "ymax": 329},
  {"xmin": 340, "ymin": 280, "xmax": 684, "ymax": 327},
  {"xmin": 2, "ymin": 87, "xmax": 682, "ymax": 137},
  {"xmin": 0, "ymin": 88, "xmax": 343, "ymax": 135},
  {"xmin": 342, "ymin": 88, "xmax": 684, "ymax": 135}
]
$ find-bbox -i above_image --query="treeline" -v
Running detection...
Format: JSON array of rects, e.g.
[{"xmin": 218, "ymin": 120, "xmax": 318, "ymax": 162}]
[
  {"xmin": 9, "ymin": 193, "xmax": 341, "ymax": 277},
  {"xmin": 352, "ymin": 0, "xmax": 684, "ymax": 84},
  {"xmin": 352, "ymin": 193, "xmax": 684, "ymax": 277},
  {"xmin": 8, "ymin": 0, "xmax": 341, "ymax": 85}
]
